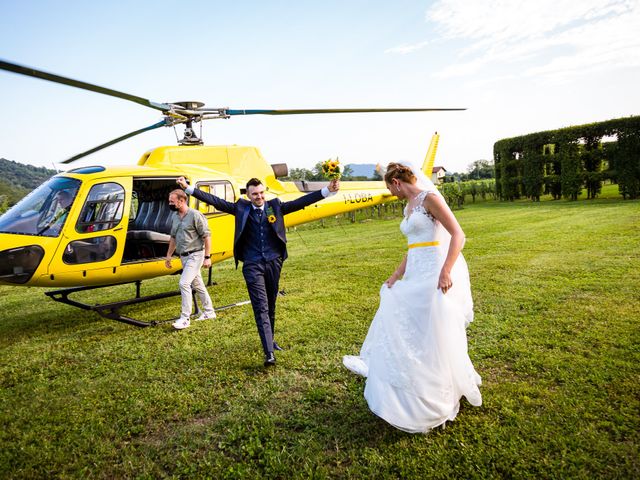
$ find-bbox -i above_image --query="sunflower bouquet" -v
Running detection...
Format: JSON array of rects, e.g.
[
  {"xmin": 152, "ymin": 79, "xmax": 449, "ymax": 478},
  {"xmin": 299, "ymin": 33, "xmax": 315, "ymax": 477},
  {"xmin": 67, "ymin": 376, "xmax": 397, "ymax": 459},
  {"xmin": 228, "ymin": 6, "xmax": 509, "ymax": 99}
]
[{"xmin": 321, "ymin": 158, "xmax": 342, "ymax": 180}]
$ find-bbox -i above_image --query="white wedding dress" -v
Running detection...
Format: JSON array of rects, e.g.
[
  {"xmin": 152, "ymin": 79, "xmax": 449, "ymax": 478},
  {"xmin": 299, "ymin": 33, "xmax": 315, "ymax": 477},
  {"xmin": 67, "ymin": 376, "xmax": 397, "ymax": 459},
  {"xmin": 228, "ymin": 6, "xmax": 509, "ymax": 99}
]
[{"xmin": 343, "ymin": 191, "xmax": 482, "ymax": 433}]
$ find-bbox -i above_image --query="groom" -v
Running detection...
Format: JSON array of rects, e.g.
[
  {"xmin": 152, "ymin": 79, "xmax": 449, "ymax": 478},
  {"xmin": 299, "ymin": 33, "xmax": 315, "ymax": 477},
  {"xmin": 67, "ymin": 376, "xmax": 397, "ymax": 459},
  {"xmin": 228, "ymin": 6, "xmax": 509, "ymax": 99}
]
[{"xmin": 176, "ymin": 176, "xmax": 339, "ymax": 366}]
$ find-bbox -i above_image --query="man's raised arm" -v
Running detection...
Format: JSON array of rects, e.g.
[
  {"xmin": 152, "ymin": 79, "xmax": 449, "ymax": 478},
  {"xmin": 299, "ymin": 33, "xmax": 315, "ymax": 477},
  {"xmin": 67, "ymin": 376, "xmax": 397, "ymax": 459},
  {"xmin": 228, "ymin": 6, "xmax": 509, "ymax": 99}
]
[
  {"xmin": 281, "ymin": 178, "xmax": 340, "ymax": 215},
  {"xmin": 176, "ymin": 176, "xmax": 236, "ymax": 214}
]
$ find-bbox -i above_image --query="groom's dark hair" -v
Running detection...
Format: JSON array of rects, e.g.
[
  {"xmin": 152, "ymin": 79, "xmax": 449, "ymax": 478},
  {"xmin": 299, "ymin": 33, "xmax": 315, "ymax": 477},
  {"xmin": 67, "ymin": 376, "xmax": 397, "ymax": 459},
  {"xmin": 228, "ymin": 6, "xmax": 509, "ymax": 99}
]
[{"xmin": 246, "ymin": 178, "xmax": 263, "ymax": 190}]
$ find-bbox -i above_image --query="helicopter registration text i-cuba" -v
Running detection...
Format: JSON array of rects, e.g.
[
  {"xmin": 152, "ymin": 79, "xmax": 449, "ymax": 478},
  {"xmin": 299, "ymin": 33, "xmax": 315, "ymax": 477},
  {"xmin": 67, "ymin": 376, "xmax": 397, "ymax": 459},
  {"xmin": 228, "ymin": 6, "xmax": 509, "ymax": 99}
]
[{"xmin": 0, "ymin": 59, "xmax": 463, "ymax": 326}]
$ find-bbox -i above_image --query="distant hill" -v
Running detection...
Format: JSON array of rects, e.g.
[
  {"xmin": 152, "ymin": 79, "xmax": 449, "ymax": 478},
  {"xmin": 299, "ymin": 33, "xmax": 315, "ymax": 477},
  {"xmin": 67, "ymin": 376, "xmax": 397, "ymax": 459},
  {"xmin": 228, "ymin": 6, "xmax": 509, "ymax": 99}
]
[
  {"xmin": 0, "ymin": 158, "xmax": 57, "ymax": 208},
  {"xmin": 0, "ymin": 158, "xmax": 56, "ymax": 189},
  {"xmin": 346, "ymin": 163, "xmax": 377, "ymax": 178}
]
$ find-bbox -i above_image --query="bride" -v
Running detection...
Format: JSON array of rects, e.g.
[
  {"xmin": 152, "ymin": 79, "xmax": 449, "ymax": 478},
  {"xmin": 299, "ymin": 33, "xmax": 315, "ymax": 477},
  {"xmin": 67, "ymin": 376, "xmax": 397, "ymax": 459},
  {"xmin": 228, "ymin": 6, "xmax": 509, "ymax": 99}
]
[{"xmin": 343, "ymin": 162, "xmax": 482, "ymax": 433}]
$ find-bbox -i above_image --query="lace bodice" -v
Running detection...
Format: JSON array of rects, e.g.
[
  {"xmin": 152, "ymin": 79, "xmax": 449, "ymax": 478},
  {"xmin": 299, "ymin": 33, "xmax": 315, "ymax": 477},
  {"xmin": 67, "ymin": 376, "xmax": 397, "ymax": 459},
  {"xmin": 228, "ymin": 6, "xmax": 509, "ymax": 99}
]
[
  {"xmin": 400, "ymin": 191, "xmax": 437, "ymax": 244},
  {"xmin": 399, "ymin": 191, "xmax": 442, "ymax": 283}
]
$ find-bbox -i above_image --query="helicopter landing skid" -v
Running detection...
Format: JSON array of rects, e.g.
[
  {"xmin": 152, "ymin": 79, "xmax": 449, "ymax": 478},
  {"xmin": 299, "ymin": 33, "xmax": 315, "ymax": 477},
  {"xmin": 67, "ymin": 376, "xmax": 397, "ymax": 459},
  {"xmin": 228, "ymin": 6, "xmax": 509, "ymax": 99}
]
[
  {"xmin": 45, "ymin": 281, "xmax": 184, "ymax": 327},
  {"xmin": 44, "ymin": 280, "xmax": 249, "ymax": 328}
]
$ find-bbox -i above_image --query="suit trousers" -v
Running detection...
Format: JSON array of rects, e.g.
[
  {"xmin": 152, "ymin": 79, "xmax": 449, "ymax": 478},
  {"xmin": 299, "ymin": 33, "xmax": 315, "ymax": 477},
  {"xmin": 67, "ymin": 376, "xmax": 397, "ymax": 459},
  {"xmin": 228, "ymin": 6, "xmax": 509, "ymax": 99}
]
[{"xmin": 242, "ymin": 257, "xmax": 283, "ymax": 355}]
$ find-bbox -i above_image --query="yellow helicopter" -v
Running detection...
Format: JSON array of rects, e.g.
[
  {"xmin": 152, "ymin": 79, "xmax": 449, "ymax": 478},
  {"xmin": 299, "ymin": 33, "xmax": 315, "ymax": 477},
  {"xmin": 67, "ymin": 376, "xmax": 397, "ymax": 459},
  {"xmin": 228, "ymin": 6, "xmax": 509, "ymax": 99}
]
[{"xmin": 0, "ymin": 59, "xmax": 459, "ymax": 326}]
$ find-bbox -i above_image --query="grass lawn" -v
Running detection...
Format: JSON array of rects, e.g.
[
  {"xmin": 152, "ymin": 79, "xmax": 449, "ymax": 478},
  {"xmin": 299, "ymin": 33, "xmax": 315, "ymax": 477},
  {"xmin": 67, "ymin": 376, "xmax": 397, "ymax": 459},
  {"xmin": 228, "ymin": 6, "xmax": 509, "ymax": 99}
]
[{"xmin": 1, "ymin": 188, "xmax": 638, "ymax": 478}]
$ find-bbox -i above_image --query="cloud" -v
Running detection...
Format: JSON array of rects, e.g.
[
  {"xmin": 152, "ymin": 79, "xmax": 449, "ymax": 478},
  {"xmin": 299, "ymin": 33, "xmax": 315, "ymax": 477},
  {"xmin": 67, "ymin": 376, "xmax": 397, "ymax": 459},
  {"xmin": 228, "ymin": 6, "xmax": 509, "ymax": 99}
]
[
  {"xmin": 384, "ymin": 40, "xmax": 431, "ymax": 55},
  {"xmin": 424, "ymin": 0, "xmax": 640, "ymax": 81}
]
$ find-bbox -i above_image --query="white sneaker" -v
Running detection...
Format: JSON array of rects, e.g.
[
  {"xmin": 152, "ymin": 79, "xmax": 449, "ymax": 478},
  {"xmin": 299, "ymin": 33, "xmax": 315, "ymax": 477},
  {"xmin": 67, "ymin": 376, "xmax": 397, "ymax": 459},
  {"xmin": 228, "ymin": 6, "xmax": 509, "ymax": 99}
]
[
  {"xmin": 172, "ymin": 317, "xmax": 191, "ymax": 330},
  {"xmin": 196, "ymin": 311, "xmax": 217, "ymax": 321}
]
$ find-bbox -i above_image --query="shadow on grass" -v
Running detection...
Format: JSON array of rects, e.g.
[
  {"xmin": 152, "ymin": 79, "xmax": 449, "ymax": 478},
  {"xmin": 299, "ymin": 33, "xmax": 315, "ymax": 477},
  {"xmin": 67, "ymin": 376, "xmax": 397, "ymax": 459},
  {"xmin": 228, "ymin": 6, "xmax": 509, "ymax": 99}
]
[{"xmin": 0, "ymin": 299, "xmax": 104, "ymax": 345}]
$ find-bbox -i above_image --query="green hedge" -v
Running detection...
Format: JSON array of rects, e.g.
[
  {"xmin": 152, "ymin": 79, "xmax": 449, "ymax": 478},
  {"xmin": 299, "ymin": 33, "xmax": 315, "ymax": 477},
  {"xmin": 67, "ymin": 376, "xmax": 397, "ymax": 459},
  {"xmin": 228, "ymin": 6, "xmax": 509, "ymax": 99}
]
[{"xmin": 494, "ymin": 116, "xmax": 640, "ymax": 200}]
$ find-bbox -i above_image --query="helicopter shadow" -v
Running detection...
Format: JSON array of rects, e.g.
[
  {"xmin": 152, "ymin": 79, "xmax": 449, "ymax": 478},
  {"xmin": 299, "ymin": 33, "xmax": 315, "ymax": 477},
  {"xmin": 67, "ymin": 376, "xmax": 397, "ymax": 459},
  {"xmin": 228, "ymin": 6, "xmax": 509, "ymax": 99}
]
[{"xmin": 0, "ymin": 305, "xmax": 117, "ymax": 345}]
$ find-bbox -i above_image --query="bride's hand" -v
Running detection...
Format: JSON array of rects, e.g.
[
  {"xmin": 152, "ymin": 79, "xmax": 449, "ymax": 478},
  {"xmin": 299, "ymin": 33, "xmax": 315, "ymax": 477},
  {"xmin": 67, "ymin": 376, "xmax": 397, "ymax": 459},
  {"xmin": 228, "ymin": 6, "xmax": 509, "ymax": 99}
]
[
  {"xmin": 438, "ymin": 268, "xmax": 453, "ymax": 294},
  {"xmin": 385, "ymin": 273, "xmax": 399, "ymax": 288}
]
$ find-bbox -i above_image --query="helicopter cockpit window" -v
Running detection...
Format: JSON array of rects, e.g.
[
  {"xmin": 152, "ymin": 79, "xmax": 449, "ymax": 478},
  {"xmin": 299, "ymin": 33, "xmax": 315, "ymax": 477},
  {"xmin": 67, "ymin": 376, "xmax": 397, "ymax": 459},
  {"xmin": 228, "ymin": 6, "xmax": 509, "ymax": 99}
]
[
  {"xmin": 76, "ymin": 182, "xmax": 125, "ymax": 233},
  {"xmin": 195, "ymin": 181, "xmax": 235, "ymax": 215},
  {"xmin": 0, "ymin": 177, "xmax": 81, "ymax": 237}
]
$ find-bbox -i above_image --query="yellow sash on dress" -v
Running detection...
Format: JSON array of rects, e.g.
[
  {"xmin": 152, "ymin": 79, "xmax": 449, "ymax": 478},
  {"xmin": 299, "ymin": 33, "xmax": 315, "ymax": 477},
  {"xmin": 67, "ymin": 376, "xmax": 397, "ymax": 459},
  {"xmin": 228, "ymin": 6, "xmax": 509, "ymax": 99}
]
[{"xmin": 407, "ymin": 241, "xmax": 440, "ymax": 249}]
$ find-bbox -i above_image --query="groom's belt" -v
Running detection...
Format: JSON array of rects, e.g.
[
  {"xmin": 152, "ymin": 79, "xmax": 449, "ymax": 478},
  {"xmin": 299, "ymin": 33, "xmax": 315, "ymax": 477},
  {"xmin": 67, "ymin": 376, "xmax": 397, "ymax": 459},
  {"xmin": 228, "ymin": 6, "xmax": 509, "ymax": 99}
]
[{"xmin": 408, "ymin": 241, "xmax": 440, "ymax": 249}]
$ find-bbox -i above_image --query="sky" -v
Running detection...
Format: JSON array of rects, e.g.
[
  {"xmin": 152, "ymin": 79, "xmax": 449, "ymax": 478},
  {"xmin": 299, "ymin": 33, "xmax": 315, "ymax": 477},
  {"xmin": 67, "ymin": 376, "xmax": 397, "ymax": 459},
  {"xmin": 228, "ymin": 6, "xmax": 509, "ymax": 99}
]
[{"xmin": 1, "ymin": 0, "xmax": 639, "ymax": 174}]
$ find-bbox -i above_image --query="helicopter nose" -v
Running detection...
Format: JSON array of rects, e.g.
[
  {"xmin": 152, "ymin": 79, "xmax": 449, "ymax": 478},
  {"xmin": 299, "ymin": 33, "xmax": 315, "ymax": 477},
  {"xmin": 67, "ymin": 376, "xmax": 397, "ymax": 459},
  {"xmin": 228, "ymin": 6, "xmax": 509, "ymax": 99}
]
[{"xmin": 0, "ymin": 245, "xmax": 45, "ymax": 285}]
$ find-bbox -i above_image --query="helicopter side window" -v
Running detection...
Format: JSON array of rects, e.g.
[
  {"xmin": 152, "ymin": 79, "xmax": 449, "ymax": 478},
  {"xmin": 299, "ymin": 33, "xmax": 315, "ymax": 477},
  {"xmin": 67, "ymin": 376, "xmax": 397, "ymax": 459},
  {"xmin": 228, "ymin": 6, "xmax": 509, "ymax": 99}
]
[
  {"xmin": 196, "ymin": 185, "xmax": 212, "ymax": 214},
  {"xmin": 194, "ymin": 181, "xmax": 235, "ymax": 215},
  {"xmin": 63, "ymin": 236, "xmax": 117, "ymax": 264},
  {"xmin": 76, "ymin": 182, "xmax": 125, "ymax": 233}
]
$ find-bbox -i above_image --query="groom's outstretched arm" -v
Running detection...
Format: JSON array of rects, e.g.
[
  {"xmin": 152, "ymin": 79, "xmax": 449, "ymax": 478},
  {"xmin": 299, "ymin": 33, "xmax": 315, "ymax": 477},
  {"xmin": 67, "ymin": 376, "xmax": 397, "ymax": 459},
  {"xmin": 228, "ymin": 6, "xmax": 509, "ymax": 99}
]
[
  {"xmin": 176, "ymin": 176, "xmax": 236, "ymax": 215},
  {"xmin": 281, "ymin": 178, "xmax": 340, "ymax": 215}
]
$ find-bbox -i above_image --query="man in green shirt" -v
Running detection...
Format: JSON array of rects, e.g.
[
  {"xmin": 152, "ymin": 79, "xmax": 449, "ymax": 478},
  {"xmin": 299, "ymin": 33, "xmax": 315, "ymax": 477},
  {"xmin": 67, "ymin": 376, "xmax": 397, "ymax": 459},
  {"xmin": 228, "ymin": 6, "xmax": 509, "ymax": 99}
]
[{"xmin": 164, "ymin": 189, "xmax": 216, "ymax": 329}]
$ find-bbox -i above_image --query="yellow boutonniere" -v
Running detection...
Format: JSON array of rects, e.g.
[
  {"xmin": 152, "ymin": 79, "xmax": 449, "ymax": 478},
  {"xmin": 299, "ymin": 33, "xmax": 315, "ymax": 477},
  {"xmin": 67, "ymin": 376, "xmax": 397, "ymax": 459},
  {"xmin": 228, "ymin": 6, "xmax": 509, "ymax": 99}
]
[{"xmin": 267, "ymin": 214, "xmax": 276, "ymax": 224}]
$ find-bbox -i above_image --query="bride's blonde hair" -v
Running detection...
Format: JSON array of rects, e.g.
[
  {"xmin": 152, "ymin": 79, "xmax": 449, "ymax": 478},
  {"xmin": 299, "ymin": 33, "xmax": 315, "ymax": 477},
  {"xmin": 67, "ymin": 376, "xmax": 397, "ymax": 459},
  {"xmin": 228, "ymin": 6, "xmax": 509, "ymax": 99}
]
[{"xmin": 384, "ymin": 162, "xmax": 417, "ymax": 184}]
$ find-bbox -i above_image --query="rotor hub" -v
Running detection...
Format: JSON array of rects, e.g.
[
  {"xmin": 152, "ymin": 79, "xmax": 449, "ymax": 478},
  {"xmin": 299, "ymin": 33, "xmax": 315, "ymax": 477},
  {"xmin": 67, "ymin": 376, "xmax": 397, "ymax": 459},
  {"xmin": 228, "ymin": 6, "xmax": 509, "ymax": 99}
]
[{"xmin": 172, "ymin": 101, "xmax": 205, "ymax": 110}]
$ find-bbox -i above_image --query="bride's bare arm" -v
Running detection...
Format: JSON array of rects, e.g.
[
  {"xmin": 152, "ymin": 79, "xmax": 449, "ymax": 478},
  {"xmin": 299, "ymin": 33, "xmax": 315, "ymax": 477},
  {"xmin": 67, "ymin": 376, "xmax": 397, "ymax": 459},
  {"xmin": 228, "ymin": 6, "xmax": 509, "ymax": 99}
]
[
  {"xmin": 385, "ymin": 254, "xmax": 407, "ymax": 288},
  {"xmin": 424, "ymin": 193, "xmax": 465, "ymax": 294}
]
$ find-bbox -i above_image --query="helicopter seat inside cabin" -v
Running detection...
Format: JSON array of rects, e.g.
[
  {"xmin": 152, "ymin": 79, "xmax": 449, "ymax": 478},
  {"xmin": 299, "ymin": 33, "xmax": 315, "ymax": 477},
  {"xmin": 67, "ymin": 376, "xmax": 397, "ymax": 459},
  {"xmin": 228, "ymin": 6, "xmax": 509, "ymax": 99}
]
[{"xmin": 125, "ymin": 198, "xmax": 173, "ymax": 259}]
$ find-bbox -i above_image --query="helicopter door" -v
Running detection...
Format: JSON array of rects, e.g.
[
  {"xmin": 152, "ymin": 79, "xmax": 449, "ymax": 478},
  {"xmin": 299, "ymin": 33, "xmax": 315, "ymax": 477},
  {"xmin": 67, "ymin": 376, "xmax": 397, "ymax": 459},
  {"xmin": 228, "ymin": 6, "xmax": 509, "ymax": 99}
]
[
  {"xmin": 123, "ymin": 178, "xmax": 177, "ymax": 262},
  {"xmin": 47, "ymin": 177, "xmax": 131, "ymax": 286},
  {"xmin": 193, "ymin": 180, "xmax": 235, "ymax": 261}
]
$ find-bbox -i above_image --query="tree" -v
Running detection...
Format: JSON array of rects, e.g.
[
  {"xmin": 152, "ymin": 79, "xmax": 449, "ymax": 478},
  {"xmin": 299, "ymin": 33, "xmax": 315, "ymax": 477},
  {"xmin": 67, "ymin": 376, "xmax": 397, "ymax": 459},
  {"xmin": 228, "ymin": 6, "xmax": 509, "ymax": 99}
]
[
  {"xmin": 522, "ymin": 149, "xmax": 544, "ymax": 201},
  {"xmin": 0, "ymin": 178, "xmax": 30, "ymax": 208},
  {"xmin": 466, "ymin": 181, "xmax": 479, "ymax": 202},
  {"xmin": 467, "ymin": 159, "xmax": 495, "ymax": 179},
  {"xmin": 310, "ymin": 161, "xmax": 327, "ymax": 180},
  {"xmin": 341, "ymin": 165, "xmax": 354, "ymax": 179},
  {"xmin": 494, "ymin": 115, "xmax": 640, "ymax": 201},
  {"xmin": 311, "ymin": 159, "xmax": 354, "ymax": 180},
  {"xmin": 480, "ymin": 179, "xmax": 496, "ymax": 200},
  {"xmin": 581, "ymin": 136, "xmax": 603, "ymax": 199},
  {"xmin": 544, "ymin": 144, "xmax": 562, "ymax": 200},
  {"xmin": 617, "ymin": 131, "xmax": 640, "ymax": 199},
  {"xmin": 285, "ymin": 168, "xmax": 314, "ymax": 181},
  {"xmin": 440, "ymin": 182, "xmax": 465, "ymax": 209},
  {"xmin": 559, "ymin": 141, "xmax": 582, "ymax": 201},
  {"xmin": 0, "ymin": 194, "xmax": 8, "ymax": 215},
  {"xmin": 282, "ymin": 162, "xmax": 356, "ymax": 182}
]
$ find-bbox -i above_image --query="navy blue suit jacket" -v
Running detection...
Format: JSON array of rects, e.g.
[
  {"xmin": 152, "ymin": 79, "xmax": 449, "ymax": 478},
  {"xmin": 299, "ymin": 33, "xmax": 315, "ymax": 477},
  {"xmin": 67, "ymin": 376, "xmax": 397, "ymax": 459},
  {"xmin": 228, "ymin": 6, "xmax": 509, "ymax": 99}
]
[{"xmin": 190, "ymin": 188, "xmax": 325, "ymax": 265}]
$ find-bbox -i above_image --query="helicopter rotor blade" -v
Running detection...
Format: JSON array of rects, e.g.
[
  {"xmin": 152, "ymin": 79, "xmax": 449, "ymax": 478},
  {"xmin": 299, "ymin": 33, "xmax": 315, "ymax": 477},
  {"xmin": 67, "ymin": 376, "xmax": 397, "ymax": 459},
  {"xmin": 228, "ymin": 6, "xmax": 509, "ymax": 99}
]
[
  {"xmin": 221, "ymin": 108, "xmax": 466, "ymax": 116},
  {"xmin": 60, "ymin": 120, "xmax": 170, "ymax": 164},
  {"xmin": 0, "ymin": 58, "xmax": 170, "ymax": 112},
  {"xmin": 2, "ymin": 58, "xmax": 468, "ymax": 162}
]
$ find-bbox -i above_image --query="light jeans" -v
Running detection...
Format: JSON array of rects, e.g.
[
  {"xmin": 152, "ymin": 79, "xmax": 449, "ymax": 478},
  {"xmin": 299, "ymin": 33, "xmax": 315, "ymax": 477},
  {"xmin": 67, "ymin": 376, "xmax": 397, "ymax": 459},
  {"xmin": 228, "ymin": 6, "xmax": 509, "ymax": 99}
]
[{"xmin": 179, "ymin": 250, "xmax": 215, "ymax": 318}]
